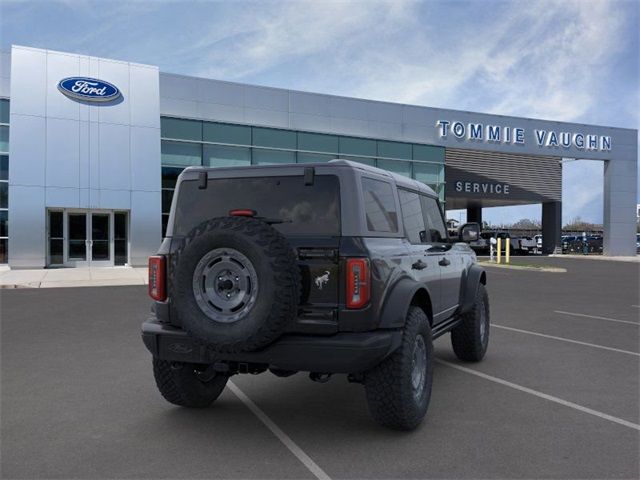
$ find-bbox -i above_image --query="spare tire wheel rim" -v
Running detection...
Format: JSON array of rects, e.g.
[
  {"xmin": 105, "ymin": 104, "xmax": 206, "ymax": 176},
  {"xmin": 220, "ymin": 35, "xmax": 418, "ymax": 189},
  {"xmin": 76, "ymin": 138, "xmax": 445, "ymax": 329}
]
[
  {"xmin": 192, "ymin": 248, "xmax": 259, "ymax": 323},
  {"xmin": 411, "ymin": 335, "xmax": 427, "ymax": 401}
]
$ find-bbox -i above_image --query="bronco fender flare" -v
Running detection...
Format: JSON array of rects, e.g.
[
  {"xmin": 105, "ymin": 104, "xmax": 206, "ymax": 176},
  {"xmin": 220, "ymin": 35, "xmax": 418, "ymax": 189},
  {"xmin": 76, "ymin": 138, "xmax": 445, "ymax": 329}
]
[
  {"xmin": 378, "ymin": 277, "xmax": 433, "ymax": 329},
  {"xmin": 459, "ymin": 264, "xmax": 487, "ymax": 315}
]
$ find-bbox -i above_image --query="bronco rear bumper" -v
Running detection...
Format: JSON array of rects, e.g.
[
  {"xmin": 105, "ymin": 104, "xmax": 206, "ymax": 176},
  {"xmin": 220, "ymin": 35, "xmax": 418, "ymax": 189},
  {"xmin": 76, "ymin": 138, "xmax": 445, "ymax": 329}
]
[{"xmin": 141, "ymin": 319, "xmax": 402, "ymax": 374}]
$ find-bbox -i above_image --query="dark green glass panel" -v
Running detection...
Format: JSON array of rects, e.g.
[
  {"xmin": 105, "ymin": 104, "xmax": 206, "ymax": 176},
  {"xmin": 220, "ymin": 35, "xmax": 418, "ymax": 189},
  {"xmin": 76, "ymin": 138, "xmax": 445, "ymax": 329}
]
[
  {"xmin": 161, "ymin": 141, "xmax": 201, "ymax": 166},
  {"xmin": 413, "ymin": 162, "xmax": 443, "ymax": 184},
  {"xmin": 252, "ymin": 127, "xmax": 296, "ymax": 149},
  {"xmin": 161, "ymin": 117, "xmax": 202, "ymax": 141},
  {"xmin": 297, "ymin": 132, "xmax": 339, "ymax": 153},
  {"xmin": 204, "ymin": 145, "xmax": 251, "ymax": 167},
  {"xmin": 297, "ymin": 152, "xmax": 333, "ymax": 164},
  {"xmin": 377, "ymin": 159, "xmax": 411, "ymax": 178},
  {"xmin": 0, "ymin": 210, "xmax": 7, "ymax": 237},
  {"xmin": 0, "ymin": 156, "xmax": 7, "ymax": 180},
  {"xmin": 252, "ymin": 149, "xmax": 295, "ymax": 165},
  {"xmin": 0, "ymin": 238, "xmax": 7, "ymax": 263},
  {"xmin": 203, "ymin": 122, "xmax": 251, "ymax": 145},
  {"xmin": 0, "ymin": 126, "xmax": 8, "ymax": 153},
  {"xmin": 162, "ymin": 189, "xmax": 174, "ymax": 214},
  {"xmin": 339, "ymin": 137, "xmax": 376, "ymax": 157},
  {"xmin": 0, "ymin": 99, "xmax": 9, "ymax": 124},
  {"xmin": 413, "ymin": 144, "xmax": 445, "ymax": 163},
  {"xmin": 378, "ymin": 141, "xmax": 411, "ymax": 160},
  {"xmin": 162, "ymin": 167, "xmax": 184, "ymax": 189},
  {"xmin": 0, "ymin": 182, "xmax": 7, "ymax": 208}
]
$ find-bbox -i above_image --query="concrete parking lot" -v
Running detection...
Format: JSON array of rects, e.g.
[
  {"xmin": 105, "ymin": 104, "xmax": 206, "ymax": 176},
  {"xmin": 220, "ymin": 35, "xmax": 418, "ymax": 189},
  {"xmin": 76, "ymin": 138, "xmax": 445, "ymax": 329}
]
[{"xmin": 1, "ymin": 257, "xmax": 638, "ymax": 479}]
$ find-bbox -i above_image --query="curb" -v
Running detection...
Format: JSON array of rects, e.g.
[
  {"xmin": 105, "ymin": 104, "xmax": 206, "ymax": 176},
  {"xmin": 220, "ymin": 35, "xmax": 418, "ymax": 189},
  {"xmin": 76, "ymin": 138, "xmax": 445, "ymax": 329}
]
[{"xmin": 479, "ymin": 262, "xmax": 567, "ymax": 273}]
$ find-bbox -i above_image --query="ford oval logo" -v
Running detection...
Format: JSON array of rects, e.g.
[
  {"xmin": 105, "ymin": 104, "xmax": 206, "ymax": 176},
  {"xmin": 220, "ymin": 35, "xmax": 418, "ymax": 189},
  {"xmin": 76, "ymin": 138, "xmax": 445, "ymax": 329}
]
[{"xmin": 57, "ymin": 77, "xmax": 121, "ymax": 102}]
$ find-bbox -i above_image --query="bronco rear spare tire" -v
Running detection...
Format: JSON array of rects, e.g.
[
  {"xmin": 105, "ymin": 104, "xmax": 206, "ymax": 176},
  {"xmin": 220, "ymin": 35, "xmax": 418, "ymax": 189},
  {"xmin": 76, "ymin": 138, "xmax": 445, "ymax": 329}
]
[{"xmin": 171, "ymin": 216, "xmax": 300, "ymax": 353}]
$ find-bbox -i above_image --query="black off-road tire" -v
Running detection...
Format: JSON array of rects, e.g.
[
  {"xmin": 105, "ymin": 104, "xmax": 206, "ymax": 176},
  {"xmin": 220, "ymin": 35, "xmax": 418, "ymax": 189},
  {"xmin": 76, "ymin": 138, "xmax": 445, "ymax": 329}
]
[
  {"xmin": 451, "ymin": 283, "xmax": 490, "ymax": 362},
  {"xmin": 364, "ymin": 307, "xmax": 433, "ymax": 430},
  {"xmin": 153, "ymin": 359, "xmax": 228, "ymax": 408},
  {"xmin": 171, "ymin": 216, "xmax": 300, "ymax": 353}
]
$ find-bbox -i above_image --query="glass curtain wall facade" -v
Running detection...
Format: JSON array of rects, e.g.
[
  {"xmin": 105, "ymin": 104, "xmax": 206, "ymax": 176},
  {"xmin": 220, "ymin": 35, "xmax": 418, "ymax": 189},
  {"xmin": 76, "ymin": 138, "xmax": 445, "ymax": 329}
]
[
  {"xmin": 0, "ymin": 99, "xmax": 9, "ymax": 263},
  {"xmin": 160, "ymin": 117, "xmax": 445, "ymax": 235}
]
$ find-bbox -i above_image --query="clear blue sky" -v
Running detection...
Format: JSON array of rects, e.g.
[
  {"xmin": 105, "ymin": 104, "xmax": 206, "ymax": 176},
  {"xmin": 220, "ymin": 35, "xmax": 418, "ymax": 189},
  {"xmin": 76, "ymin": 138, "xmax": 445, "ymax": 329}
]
[{"xmin": 1, "ymin": 0, "xmax": 638, "ymax": 225}]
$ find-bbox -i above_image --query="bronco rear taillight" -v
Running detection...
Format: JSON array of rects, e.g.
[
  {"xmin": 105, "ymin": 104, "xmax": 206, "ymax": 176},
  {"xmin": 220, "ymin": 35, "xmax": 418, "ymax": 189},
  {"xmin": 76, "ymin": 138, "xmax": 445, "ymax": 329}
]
[
  {"xmin": 346, "ymin": 258, "xmax": 370, "ymax": 309},
  {"xmin": 148, "ymin": 255, "xmax": 166, "ymax": 301}
]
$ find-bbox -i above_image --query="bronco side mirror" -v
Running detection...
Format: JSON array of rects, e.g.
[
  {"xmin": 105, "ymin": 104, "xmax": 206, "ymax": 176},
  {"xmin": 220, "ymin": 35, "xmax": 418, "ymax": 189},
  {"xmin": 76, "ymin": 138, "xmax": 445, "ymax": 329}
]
[{"xmin": 459, "ymin": 223, "xmax": 480, "ymax": 242}]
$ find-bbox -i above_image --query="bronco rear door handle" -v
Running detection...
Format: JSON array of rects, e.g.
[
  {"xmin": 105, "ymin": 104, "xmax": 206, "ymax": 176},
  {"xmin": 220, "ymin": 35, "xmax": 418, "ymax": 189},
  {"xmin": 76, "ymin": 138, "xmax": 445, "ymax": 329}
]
[
  {"xmin": 438, "ymin": 257, "xmax": 450, "ymax": 267},
  {"xmin": 412, "ymin": 260, "xmax": 427, "ymax": 270}
]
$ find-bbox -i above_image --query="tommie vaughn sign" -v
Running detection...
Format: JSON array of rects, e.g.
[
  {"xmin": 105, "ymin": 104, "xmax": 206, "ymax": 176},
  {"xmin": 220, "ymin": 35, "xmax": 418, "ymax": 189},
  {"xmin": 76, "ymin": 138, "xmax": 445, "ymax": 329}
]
[
  {"xmin": 436, "ymin": 120, "xmax": 612, "ymax": 152},
  {"xmin": 57, "ymin": 77, "xmax": 121, "ymax": 102}
]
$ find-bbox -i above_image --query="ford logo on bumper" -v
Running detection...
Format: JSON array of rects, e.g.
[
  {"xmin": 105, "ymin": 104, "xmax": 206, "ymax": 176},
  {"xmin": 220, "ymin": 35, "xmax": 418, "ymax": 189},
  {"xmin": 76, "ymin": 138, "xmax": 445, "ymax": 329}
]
[{"xmin": 58, "ymin": 77, "xmax": 121, "ymax": 102}]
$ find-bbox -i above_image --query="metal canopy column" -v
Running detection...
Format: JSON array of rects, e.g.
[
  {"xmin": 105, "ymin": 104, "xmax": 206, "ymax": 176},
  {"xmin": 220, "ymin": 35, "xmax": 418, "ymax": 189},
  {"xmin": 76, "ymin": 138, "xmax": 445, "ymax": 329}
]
[
  {"xmin": 467, "ymin": 205, "xmax": 482, "ymax": 225},
  {"xmin": 542, "ymin": 201, "xmax": 562, "ymax": 254}
]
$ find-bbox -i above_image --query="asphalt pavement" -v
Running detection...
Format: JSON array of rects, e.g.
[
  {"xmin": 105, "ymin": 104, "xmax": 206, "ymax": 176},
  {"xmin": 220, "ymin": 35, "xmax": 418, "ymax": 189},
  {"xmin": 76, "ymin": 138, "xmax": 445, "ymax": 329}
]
[{"xmin": 1, "ymin": 256, "xmax": 638, "ymax": 479}]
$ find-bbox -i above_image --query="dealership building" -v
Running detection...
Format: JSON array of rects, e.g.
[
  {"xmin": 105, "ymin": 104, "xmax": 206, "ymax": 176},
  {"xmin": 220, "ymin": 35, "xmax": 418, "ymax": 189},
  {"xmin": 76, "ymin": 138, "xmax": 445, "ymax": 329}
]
[{"xmin": 1, "ymin": 45, "xmax": 637, "ymax": 268}]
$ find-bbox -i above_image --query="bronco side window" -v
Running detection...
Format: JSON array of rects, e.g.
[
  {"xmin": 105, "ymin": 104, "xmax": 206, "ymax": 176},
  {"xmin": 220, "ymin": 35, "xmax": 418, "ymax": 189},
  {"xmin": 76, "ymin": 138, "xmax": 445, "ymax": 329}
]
[
  {"xmin": 398, "ymin": 189, "xmax": 426, "ymax": 244},
  {"xmin": 420, "ymin": 196, "xmax": 447, "ymax": 243},
  {"xmin": 362, "ymin": 177, "xmax": 398, "ymax": 233}
]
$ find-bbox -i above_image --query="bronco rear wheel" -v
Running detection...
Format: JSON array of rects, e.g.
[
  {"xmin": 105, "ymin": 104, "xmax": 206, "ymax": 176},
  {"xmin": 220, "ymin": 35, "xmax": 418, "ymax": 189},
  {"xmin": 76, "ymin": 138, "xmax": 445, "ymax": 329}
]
[
  {"xmin": 364, "ymin": 307, "xmax": 433, "ymax": 430},
  {"xmin": 171, "ymin": 216, "xmax": 300, "ymax": 353}
]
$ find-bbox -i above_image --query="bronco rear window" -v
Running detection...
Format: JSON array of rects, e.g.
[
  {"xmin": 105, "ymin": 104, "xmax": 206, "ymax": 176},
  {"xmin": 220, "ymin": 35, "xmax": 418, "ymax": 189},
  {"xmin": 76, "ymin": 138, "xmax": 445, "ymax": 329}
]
[{"xmin": 173, "ymin": 175, "xmax": 341, "ymax": 236}]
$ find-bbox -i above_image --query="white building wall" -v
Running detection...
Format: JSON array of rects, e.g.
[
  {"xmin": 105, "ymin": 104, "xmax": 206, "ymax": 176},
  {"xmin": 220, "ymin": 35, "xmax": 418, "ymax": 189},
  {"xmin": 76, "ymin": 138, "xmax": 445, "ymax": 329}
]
[{"xmin": 8, "ymin": 46, "xmax": 161, "ymax": 267}]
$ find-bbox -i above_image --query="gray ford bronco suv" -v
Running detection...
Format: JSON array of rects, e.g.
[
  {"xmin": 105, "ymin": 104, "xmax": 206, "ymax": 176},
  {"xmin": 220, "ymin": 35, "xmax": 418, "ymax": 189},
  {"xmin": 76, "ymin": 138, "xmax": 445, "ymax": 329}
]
[{"xmin": 142, "ymin": 160, "xmax": 489, "ymax": 430}]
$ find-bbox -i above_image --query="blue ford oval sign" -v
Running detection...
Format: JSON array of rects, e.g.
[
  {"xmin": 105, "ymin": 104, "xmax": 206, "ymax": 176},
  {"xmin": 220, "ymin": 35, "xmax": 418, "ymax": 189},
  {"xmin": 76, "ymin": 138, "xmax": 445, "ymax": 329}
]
[{"xmin": 57, "ymin": 77, "xmax": 121, "ymax": 102}]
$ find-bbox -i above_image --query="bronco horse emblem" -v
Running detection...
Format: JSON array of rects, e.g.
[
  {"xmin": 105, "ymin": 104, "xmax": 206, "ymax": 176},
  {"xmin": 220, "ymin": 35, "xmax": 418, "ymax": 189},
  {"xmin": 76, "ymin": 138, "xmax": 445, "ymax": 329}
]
[{"xmin": 314, "ymin": 271, "xmax": 330, "ymax": 290}]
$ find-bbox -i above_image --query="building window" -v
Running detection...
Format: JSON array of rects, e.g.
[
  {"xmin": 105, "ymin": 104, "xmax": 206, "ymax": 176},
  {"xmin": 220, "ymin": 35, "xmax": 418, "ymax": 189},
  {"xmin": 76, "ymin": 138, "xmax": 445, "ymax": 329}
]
[
  {"xmin": 297, "ymin": 152, "xmax": 334, "ymax": 163},
  {"xmin": 252, "ymin": 127, "xmax": 296, "ymax": 150},
  {"xmin": 0, "ymin": 99, "xmax": 8, "ymax": 124},
  {"xmin": 378, "ymin": 140, "xmax": 412, "ymax": 160},
  {"xmin": 377, "ymin": 159, "xmax": 412, "ymax": 178},
  {"xmin": 413, "ymin": 144, "xmax": 445, "ymax": 163},
  {"xmin": 339, "ymin": 155, "xmax": 376, "ymax": 166},
  {"xmin": 298, "ymin": 132, "xmax": 339, "ymax": 153},
  {"xmin": 161, "ymin": 140, "xmax": 202, "ymax": 166},
  {"xmin": 204, "ymin": 144, "xmax": 251, "ymax": 167},
  {"xmin": 161, "ymin": 117, "xmax": 202, "ymax": 141},
  {"xmin": 339, "ymin": 136, "xmax": 377, "ymax": 157},
  {"xmin": 252, "ymin": 148, "xmax": 295, "ymax": 165},
  {"xmin": 413, "ymin": 162, "xmax": 442, "ymax": 184},
  {"xmin": 0, "ymin": 99, "xmax": 8, "ymax": 265},
  {"xmin": 203, "ymin": 122, "xmax": 251, "ymax": 145},
  {"xmin": 161, "ymin": 167, "xmax": 184, "ymax": 237}
]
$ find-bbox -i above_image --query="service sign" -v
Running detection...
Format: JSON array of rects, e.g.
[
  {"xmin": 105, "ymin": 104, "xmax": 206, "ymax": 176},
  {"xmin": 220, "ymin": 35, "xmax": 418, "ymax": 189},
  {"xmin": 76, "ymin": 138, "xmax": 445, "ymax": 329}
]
[{"xmin": 58, "ymin": 77, "xmax": 121, "ymax": 102}]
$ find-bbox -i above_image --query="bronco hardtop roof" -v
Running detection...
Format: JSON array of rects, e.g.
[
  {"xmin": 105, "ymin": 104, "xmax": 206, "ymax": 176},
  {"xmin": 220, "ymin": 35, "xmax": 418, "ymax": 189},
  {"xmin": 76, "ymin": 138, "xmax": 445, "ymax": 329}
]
[{"xmin": 182, "ymin": 159, "xmax": 438, "ymax": 198}]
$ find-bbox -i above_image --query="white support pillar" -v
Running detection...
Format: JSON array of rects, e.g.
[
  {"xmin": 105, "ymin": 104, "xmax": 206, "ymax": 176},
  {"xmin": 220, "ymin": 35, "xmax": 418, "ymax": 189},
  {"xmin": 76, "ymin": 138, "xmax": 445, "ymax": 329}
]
[{"xmin": 603, "ymin": 158, "xmax": 637, "ymax": 256}]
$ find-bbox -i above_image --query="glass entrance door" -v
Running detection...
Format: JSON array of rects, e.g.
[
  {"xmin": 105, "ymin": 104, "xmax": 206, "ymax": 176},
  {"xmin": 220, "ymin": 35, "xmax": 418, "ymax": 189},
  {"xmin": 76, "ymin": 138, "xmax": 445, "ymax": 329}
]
[
  {"xmin": 67, "ymin": 213, "xmax": 88, "ymax": 265},
  {"xmin": 90, "ymin": 213, "xmax": 111, "ymax": 266},
  {"xmin": 47, "ymin": 210, "xmax": 129, "ymax": 267}
]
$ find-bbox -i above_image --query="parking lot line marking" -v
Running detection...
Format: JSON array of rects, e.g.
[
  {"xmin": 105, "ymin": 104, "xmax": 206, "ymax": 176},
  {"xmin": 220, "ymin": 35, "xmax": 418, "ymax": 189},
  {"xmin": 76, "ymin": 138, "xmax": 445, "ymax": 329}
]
[
  {"xmin": 554, "ymin": 310, "xmax": 639, "ymax": 326},
  {"xmin": 493, "ymin": 324, "xmax": 640, "ymax": 357},
  {"xmin": 227, "ymin": 381, "xmax": 331, "ymax": 480},
  {"xmin": 436, "ymin": 359, "xmax": 640, "ymax": 432}
]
